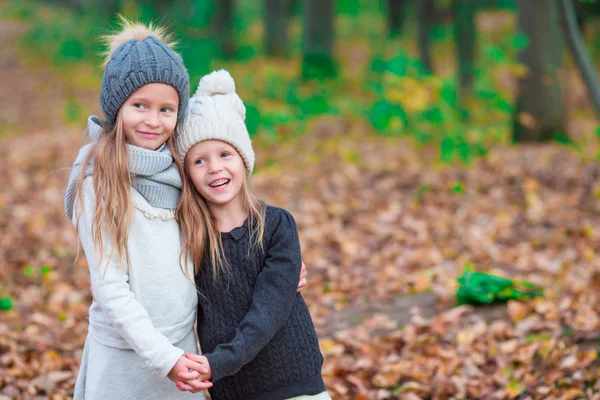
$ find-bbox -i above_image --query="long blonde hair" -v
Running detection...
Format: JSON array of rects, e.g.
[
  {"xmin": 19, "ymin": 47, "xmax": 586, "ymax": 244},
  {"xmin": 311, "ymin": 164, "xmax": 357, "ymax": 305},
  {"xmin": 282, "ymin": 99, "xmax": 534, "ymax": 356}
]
[
  {"xmin": 177, "ymin": 168, "xmax": 266, "ymax": 280},
  {"xmin": 75, "ymin": 114, "xmax": 131, "ymax": 270}
]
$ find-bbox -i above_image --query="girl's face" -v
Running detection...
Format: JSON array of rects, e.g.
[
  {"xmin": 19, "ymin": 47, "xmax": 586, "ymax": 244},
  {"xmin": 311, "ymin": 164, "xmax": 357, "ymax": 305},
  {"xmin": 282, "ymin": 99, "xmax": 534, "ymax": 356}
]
[
  {"xmin": 121, "ymin": 83, "xmax": 179, "ymax": 150},
  {"xmin": 185, "ymin": 140, "xmax": 246, "ymax": 209}
]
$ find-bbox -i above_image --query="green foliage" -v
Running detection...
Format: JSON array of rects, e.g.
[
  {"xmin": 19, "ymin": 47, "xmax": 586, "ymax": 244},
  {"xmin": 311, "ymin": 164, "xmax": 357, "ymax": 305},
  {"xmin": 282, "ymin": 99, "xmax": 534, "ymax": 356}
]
[
  {"xmin": 5, "ymin": 0, "xmax": 525, "ymax": 163},
  {"xmin": 9, "ymin": 2, "xmax": 104, "ymax": 71},
  {"xmin": 0, "ymin": 297, "xmax": 13, "ymax": 311},
  {"xmin": 367, "ymin": 44, "xmax": 514, "ymax": 162},
  {"xmin": 449, "ymin": 181, "xmax": 466, "ymax": 194},
  {"xmin": 23, "ymin": 265, "xmax": 35, "ymax": 277},
  {"xmin": 23, "ymin": 264, "xmax": 52, "ymax": 280},
  {"xmin": 64, "ymin": 100, "xmax": 83, "ymax": 125},
  {"xmin": 301, "ymin": 54, "xmax": 338, "ymax": 80},
  {"xmin": 456, "ymin": 263, "xmax": 544, "ymax": 305},
  {"xmin": 40, "ymin": 265, "xmax": 52, "ymax": 276}
]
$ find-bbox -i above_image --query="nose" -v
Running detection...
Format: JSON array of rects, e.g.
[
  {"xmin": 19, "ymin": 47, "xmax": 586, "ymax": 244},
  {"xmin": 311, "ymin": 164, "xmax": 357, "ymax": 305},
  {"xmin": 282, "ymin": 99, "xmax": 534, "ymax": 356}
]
[
  {"xmin": 145, "ymin": 111, "xmax": 161, "ymax": 128},
  {"xmin": 208, "ymin": 159, "xmax": 223, "ymax": 174}
]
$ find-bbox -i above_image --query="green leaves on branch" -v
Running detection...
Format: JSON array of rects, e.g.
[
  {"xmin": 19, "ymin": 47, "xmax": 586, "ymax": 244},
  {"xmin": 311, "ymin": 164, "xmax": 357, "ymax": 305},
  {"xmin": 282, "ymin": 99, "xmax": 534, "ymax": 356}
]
[{"xmin": 456, "ymin": 263, "xmax": 544, "ymax": 305}]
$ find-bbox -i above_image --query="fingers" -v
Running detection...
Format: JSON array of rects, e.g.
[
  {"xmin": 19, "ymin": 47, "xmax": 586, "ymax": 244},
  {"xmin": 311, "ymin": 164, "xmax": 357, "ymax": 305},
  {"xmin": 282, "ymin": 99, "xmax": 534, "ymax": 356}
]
[
  {"xmin": 176, "ymin": 380, "xmax": 195, "ymax": 392},
  {"xmin": 297, "ymin": 277, "xmax": 307, "ymax": 292},
  {"xmin": 300, "ymin": 261, "xmax": 307, "ymax": 279},
  {"xmin": 184, "ymin": 352, "xmax": 206, "ymax": 363},
  {"xmin": 189, "ymin": 379, "xmax": 213, "ymax": 391},
  {"xmin": 178, "ymin": 370, "xmax": 200, "ymax": 380},
  {"xmin": 183, "ymin": 357, "xmax": 208, "ymax": 374},
  {"xmin": 176, "ymin": 379, "xmax": 213, "ymax": 393}
]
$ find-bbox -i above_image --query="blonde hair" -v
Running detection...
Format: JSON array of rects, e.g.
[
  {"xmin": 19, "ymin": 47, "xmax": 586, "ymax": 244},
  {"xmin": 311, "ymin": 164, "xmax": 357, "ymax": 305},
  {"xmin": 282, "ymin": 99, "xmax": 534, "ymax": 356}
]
[
  {"xmin": 75, "ymin": 18, "xmax": 180, "ymax": 272},
  {"xmin": 177, "ymin": 167, "xmax": 265, "ymax": 280},
  {"xmin": 75, "ymin": 114, "xmax": 132, "ymax": 271}
]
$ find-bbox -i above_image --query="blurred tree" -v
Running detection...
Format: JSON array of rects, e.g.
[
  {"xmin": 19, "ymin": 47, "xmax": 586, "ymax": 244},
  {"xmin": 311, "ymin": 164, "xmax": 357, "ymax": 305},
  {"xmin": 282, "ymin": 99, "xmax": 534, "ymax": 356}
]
[
  {"xmin": 574, "ymin": 0, "xmax": 600, "ymax": 33},
  {"xmin": 387, "ymin": 0, "xmax": 410, "ymax": 38},
  {"xmin": 417, "ymin": 0, "xmax": 435, "ymax": 73},
  {"xmin": 265, "ymin": 0, "xmax": 291, "ymax": 57},
  {"xmin": 454, "ymin": 0, "xmax": 476, "ymax": 102},
  {"xmin": 302, "ymin": 0, "xmax": 336, "ymax": 79},
  {"xmin": 50, "ymin": 0, "xmax": 120, "ymax": 16},
  {"xmin": 559, "ymin": 0, "xmax": 600, "ymax": 120},
  {"xmin": 213, "ymin": 0, "xmax": 237, "ymax": 58},
  {"xmin": 513, "ymin": 0, "xmax": 565, "ymax": 142}
]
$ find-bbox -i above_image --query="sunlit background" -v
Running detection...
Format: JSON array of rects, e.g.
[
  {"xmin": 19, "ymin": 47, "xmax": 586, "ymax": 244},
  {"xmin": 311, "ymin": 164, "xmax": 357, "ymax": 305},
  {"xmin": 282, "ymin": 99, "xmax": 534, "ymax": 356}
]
[{"xmin": 2, "ymin": 0, "xmax": 600, "ymax": 398}]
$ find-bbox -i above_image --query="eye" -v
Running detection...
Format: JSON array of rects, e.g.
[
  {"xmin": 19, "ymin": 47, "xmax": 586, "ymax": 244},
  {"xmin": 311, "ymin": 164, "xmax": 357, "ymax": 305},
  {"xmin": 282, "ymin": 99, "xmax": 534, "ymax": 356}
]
[
  {"xmin": 133, "ymin": 103, "xmax": 146, "ymax": 109},
  {"xmin": 221, "ymin": 152, "xmax": 231, "ymax": 158},
  {"xmin": 161, "ymin": 107, "xmax": 175, "ymax": 113},
  {"xmin": 194, "ymin": 158, "xmax": 205, "ymax": 165}
]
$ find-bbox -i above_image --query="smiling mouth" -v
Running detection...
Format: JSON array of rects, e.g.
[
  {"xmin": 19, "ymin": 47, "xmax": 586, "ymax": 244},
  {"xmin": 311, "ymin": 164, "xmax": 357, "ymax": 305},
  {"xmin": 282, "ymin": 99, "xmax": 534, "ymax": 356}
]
[
  {"xmin": 209, "ymin": 179, "xmax": 230, "ymax": 188},
  {"xmin": 139, "ymin": 131, "xmax": 160, "ymax": 137}
]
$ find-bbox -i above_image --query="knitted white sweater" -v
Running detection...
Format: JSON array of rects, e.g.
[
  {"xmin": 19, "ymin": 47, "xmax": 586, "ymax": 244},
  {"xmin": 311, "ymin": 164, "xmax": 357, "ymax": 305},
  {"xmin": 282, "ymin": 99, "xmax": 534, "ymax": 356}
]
[{"xmin": 74, "ymin": 177, "xmax": 197, "ymax": 378}]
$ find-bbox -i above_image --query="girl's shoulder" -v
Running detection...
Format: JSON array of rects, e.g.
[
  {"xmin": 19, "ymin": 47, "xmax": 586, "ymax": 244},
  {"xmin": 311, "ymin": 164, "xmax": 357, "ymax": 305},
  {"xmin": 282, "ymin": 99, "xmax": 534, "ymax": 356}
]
[{"xmin": 264, "ymin": 204, "xmax": 298, "ymax": 234}]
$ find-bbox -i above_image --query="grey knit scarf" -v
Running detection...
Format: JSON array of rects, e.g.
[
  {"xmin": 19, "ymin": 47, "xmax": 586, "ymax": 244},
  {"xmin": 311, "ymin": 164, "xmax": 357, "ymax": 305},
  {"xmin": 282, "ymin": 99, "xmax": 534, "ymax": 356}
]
[{"xmin": 64, "ymin": 115, "xmax": 182, "ymax": 219}]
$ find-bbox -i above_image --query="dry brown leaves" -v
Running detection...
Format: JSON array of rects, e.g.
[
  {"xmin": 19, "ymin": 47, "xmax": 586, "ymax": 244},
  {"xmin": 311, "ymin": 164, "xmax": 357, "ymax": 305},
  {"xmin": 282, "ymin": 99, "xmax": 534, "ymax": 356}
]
[{"xmin": 2, "ymin": 115, "xmax": 600, "ymax": 399}]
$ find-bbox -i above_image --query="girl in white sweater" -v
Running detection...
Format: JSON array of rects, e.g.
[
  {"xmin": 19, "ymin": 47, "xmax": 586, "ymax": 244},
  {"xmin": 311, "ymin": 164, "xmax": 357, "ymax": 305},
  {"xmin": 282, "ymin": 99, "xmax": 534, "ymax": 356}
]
[{"xmin": 64, "ymin": 19, "xmax": 208, "ymax": 399}]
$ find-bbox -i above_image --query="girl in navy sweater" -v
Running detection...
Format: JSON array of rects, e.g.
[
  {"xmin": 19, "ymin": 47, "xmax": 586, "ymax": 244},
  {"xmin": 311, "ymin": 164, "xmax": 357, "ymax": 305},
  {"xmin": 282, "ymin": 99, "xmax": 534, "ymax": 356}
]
[{"xmin": 172, "ymin": 70, "xmax": 330, "ymax": 400}]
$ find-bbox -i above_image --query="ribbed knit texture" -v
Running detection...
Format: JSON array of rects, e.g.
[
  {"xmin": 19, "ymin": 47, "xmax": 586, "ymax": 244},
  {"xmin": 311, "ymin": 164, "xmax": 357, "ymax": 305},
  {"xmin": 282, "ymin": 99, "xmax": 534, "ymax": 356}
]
[
  {"xmin": 196, "ymin": 206, "xmax": 325, "ymax": 400},
  {"xmin": 100, "ymin": 35, "xmax": 189, "ymax": 125},
  {"xmin": 64, "ymin": 116, "xmax": 182, "ymax": 219},
  {"xmin": 175, "ymin": 70, "xmax": 255, "ymax": 173}
]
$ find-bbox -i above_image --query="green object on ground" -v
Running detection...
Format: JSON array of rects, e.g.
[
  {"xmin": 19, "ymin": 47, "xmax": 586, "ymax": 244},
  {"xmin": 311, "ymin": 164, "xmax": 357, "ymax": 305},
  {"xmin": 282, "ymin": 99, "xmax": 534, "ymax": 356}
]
[
  {"xmin": 456, "ymin": 263, "xmax": 544, "ymax": 305},
  {"xmin": 0, "ymin": 297, "xmax": 13, "ymax": 311}
]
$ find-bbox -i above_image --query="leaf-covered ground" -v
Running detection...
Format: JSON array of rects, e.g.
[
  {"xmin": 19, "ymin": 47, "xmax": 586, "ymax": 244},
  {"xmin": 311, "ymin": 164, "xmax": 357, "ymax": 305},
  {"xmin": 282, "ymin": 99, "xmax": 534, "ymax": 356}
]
[{"xmin": 2, "ymin": 18, "xmax": 600, "ymax": 400}]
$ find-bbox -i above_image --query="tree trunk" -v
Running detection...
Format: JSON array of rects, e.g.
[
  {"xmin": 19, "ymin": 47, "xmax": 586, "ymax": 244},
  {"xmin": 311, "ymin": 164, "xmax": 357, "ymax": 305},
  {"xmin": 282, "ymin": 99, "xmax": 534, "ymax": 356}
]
[
  {"xmin": 388, "ymin": 0, "xmax": 409, "ymax": 38},
  {"xmin": 559, "ymin": 0, "xmax": 600, "ymax": 120},
  {"xmin": 513, "ymin": 0, "xmax": 565, "ymax": 142},
  {"xmin": 302, "ymin": 0, "xmax": 336, "ymax": 79},
  {"xmin": 417, "ymin": 0, "xmax": 435, "ymax": 73},
  {"xmin": 454, "ymin": 0, "xmax": 476, "ymax": 101},
  {"xmin": 213, "ymin": 0, "xmax": 237, "ymax": 58},
  {"xmin": 265, "ymin": 0, "xmax": 291, "ymax": 57}
]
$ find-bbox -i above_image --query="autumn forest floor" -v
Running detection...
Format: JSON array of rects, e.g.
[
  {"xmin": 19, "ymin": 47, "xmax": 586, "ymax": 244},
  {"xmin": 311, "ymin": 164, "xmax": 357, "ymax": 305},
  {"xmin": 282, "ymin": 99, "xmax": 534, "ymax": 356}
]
[{"xmin": 2, "ymin": 17, "xmax": 600, "ymax": 400}]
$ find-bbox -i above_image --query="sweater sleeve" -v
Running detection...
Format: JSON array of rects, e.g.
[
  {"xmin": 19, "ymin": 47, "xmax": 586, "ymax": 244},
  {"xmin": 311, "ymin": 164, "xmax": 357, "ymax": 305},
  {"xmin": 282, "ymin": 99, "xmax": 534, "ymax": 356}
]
[
  {"xmin": 74, "ymin": 178, "xmax": 184, "ymax": 378},
  {"xmin": 204, "ymin": 208, "xmax": 303, "ymax": 381}
]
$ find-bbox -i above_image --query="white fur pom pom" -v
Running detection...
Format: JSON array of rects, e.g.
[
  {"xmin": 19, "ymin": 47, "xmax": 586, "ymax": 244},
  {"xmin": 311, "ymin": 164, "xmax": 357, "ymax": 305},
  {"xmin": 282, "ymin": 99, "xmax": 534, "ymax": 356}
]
[{"xmin": 195, "ymin": 69, "xmax": 236, "ymax": 96}]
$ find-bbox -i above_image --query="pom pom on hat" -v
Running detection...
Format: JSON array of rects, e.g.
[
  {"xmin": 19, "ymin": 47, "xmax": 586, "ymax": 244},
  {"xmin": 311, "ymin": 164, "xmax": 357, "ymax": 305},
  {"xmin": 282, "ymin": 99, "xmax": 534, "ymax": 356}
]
[
  {"xmin": 101, "ymin": 15, "xmax": 177, "ymax": 67},
  {"xmin": 196, "ymin": 69, "xmax": 236, "ymax": 96}
]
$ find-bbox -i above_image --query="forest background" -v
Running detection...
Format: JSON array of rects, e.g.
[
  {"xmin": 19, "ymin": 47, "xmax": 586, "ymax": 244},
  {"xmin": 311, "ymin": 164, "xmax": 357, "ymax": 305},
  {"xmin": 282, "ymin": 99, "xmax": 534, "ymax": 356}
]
[{"xmin": 2, "ymin": 0, "xmax": 600, "ymax": 398}]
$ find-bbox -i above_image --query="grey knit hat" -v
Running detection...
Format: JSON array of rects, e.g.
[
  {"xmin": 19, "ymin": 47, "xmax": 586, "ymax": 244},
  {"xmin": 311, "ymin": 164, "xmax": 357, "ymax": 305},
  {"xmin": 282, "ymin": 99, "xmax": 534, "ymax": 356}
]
[
  {"xmin": 100, "ymin": 35, "xmax": 190, "ymax": 125},
  {"xmin": 176, "ymin": 69, "xmax": 255, "ymax": 174}
]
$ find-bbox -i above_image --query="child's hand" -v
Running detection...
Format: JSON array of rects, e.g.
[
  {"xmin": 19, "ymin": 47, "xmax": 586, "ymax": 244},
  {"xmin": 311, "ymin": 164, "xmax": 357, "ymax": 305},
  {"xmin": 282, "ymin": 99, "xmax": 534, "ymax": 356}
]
[
  {"xmin": 167, "ymin": 355, "xmax": 211, "ymax": 385},
  {"xmin": 175, "ymin": 353, "xmax": 213, "ymax": 393},
  {"xmin": 297, "ymin": 261, "xmax": 307, "ymax": 292}
]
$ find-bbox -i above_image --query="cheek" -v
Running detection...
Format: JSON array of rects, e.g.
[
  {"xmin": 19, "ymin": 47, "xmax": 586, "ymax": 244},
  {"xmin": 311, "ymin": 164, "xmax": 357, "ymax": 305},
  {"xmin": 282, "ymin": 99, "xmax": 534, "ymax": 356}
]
[
  {"xmin": 121, "ymin": 110, "xmax": 142, "ymax": 133},
  {"xmin": 188, "ymin": 169, "xmax": 205, "ymax": 189},
  {"xmin": 235, "ymin": 159, "xmax": 247, "ymax": 175},
  {"xmin": 164, "ymin": 118, "xmax": 177, "ymax": 136}
]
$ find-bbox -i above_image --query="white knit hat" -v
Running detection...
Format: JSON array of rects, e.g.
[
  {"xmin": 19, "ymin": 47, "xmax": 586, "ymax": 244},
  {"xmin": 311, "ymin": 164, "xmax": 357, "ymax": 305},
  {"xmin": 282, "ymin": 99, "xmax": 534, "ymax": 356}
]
[{"xmin": 176, "ymin": 69, "xmax": 255, "ymax": 174}]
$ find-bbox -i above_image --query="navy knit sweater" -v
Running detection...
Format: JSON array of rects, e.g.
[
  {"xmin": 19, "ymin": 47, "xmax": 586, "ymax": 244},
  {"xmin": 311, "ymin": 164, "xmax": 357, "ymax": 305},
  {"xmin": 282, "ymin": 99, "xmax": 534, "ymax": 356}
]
[{"xmin": 196, "ymin": 205, "xmax": 325, "ymax": 400}]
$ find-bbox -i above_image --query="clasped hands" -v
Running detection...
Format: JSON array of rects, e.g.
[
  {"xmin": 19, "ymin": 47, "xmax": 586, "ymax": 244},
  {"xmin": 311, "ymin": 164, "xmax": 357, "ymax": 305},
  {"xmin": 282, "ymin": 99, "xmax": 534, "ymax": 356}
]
[{"xmin": 169, "ymin": 353, "xmax": 213, "ymax": 393}]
